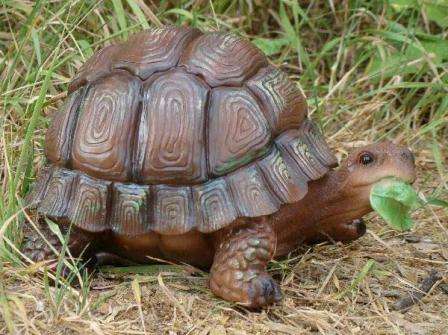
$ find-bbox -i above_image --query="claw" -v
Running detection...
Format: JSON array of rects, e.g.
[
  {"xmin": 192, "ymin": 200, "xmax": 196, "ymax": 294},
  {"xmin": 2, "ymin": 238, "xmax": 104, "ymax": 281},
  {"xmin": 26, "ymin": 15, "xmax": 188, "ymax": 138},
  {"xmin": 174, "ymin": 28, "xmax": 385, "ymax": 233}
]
[
  {"xmin": 343, "ymin": 218, "xmax": 366, "ymax": 238},
  {"xmin": 354, "ymin": 218, "xmax": 366, "ymax": 236},
  {"xmin": 247, "ymin": 274, "xmax": 282, "ymax": 308}
]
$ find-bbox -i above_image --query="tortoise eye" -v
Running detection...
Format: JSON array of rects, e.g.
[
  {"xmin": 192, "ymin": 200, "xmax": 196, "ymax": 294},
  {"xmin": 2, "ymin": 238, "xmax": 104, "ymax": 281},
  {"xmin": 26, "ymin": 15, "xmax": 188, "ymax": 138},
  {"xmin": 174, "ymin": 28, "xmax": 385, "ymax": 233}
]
[{"xmin": 359, "ymin": 152, "xmax": 374, "ymax": 166}]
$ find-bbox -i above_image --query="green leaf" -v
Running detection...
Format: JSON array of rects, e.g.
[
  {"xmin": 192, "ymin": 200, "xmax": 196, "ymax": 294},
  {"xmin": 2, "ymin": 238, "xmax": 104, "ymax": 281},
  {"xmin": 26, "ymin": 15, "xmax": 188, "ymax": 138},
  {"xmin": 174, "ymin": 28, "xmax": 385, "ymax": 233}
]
[
  {"xmin": 425, "ymin": 3, "xmax": 448, "ymax": 28},
  {"xmin": 13, "ymin": 68, "xmax": 53, "ymax": 189},
  {"xmin": 100, "ymin": 264, "xmax": 187, "ymax": 275},
  {"xmin": 45, "ymin": 218, "xmax": 66, "ymax": 244},
  {"xmin": 388, "ymin": 0, "xmax": 418, "ymax": 12},
  {"xmin": 336, "ymin": 259, "xmax": 376, "ymax": 299},
  {"xmin": 370, "ymin": 177, "xmax": 422, "ymax": 231},
  {"xmin": 421, "ymin": 39, "xmax": 448, "ymax": 63},
  {"xmin": 31, "ymin": 28, "xmax": 42, "ymax": 66},
  {"xmin": 78, "ymin": 40, "xmax": 94, "ymax": 59},
  {"xmin": 164, "ymin": 8, "xmax": 195, "ymax": 21},
  {"xmin": 111, "ymin": 0, "xmax": 128, "ymax": 38},
  {"xmin": 252, "ymin": 37, "xmax": 290, "ymax": 56},
  {"xmin": 426, "ymin": 197, "xmax": 448, "ymax": 208},
  {"xmin": 126, "ymin": 0, "xmax": 150, "ymax": 29}
]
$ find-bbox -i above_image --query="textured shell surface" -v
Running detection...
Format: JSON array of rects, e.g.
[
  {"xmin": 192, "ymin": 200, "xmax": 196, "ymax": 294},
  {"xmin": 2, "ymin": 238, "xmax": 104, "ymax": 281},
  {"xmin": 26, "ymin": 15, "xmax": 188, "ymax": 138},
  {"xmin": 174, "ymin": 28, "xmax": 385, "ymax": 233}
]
[{"xmin": 30, "ymin": 26, "xmax": 337, "ymax": 235}]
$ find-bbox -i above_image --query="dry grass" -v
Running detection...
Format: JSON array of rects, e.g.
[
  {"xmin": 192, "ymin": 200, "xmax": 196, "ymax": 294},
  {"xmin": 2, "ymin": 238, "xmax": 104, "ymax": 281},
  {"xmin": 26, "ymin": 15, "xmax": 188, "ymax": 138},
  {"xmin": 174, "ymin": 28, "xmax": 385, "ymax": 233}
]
[{"xmin": 1, "ymin": 1, "xmax": 447, "ymax": 334}]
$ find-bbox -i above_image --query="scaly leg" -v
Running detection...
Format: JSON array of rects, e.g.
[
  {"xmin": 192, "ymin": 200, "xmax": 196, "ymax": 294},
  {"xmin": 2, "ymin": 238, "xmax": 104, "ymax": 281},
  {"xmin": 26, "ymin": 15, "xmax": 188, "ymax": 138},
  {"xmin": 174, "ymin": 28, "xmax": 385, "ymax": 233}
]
[
  {"xmin": 210, "ymin": 218, "xmax": 281, "ymax": 308},
  {"xmin": 22, "ymin": 220, "xmax": 95, "ymax": 269}
]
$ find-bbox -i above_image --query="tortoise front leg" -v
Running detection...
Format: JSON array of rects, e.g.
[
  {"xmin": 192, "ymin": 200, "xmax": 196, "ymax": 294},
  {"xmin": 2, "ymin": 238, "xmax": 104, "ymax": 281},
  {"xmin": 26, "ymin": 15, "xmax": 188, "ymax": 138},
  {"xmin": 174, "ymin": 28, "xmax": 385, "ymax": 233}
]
[{"xmin": 210, "ymin": 218, "xmax": 281, "ymax": 308}]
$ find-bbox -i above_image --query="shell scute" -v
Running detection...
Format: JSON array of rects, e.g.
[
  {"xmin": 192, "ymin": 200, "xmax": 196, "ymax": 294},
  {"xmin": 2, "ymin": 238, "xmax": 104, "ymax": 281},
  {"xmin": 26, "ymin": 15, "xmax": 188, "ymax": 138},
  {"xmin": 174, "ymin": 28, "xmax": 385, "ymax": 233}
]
[
  {"xmin": 68, "ymin": 174, "xmax": 110, "ymax": 232},
  {"xmin": 276, "ymin": 128, "xmax": 329, "ymax": 180},
  {"xmin": 26, "ymin": 166, "xmax": 53, "ymax": 208},
  {"xmin": 38, "ymin": 168, "xmax": 76, "ymax": 223},
  {"xmin": 113, "ymin": 26, "xmax": 201, "ymax": 80},
  {"xmin": 227, "ymin": 164, "xmax": 280, "ymax": 217},
  {"xmin": 71, "ymin": 72, "xmax": 141, "ymax": 182},
  {"xmin": 257, "ymin": 147, "xmax": 308, "ymax": 204},
  {"xmin": 300, "ymin": 120, "xmax": 338, "ymax": 168},
  {"xmin": 45, "ymin": 88, "xmax": 84, "ymax": 165},
  {"xmin": 179, "ymin": 32, "xmax": 267, "ymax": 87},
  {"xmin": 69, "ymin": 44, "xmax": 120, "ymax": 94},
  {"xmin": 111, "ymin": 183, "xmax": 151, "ymax": 236},
  {"xmin": 208, "ymin": 87, "xmax": 271, "ymax": 176},
  {"xmin": 246, "ymin": 66, "xmax": 307, "ymax": 135},
  {"xmin": 137, "ymin": 69, "xmax": 209, "ymax": 185},
  {"xmin": 152, "ymin": 185, "xmax": 194, "ymax": 234},
  {"xmin": 192, "ymin": 178, "xmax": 237, "ymax": 232}
]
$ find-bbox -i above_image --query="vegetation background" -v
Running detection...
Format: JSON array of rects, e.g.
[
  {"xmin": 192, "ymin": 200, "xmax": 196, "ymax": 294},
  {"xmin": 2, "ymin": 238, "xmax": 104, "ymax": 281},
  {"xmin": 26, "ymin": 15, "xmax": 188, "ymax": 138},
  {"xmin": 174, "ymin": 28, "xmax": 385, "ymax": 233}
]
[{"xmin": 0, "ymin": 0, "xmax": 447, "ymax": 334}]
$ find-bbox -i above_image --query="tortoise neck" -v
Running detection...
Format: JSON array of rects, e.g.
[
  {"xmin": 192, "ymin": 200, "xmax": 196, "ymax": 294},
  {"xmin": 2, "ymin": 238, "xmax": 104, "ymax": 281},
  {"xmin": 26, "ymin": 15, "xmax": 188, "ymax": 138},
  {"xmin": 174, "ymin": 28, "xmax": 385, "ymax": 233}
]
[
  {"xmin": 273, "ymin": 167, "xmax": 373, "ymax": 256},
  {"xmin": 312, "ymin": 168, "xmax": 372, "ymax": 225}
]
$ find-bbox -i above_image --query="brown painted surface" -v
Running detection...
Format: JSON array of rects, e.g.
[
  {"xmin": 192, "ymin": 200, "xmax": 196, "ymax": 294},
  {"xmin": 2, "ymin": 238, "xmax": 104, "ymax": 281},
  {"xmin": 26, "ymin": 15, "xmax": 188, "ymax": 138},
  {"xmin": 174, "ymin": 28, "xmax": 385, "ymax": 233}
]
[
  {"xmin": 38, "ymin": 168, "xmax": 76, "ymax": 223},
  {"xmin": 68, "ymin": 44, "xmax": 120, "ymax": 94},
  {"xmin": 179, "ymin": 32, "xmax": 267, "ymax": 87},
  {"xmin": 257, "ymin": 147, "xmax": 308, "ymax": 203},
  {"xmin": 68, "ymin": 174, "xmax": 111, "ymax": 232},
  {"xmin": 275, "ymin": 128, "xmax": 329, "ymax": 180},
  {"xmin": 246, "ymin": 66, "xmax": 307, "ymax": 135},
  {"xmin": 208, "ymin": 87, "xmax": 271, "ymax": 176},
  {"xmin": 45, "ymin": 89, "xmax": 84, "ymax": 165},
  {"xmin": 137, "ymin": 69, "xmax": 209, "ymax": 184},
  {"xmin": 226, "ymin": 164, "xmax": 280, "ymax": 217},
  {"xmin": 26, "ymin": 28, "xmax": 417, "ymax": 308},
  {"xmin": 192, "ymin": 178, "xmax": 238, "ymax": 232},
  {"xmin": 39, "ymin": 117, "xmax": 329, "ymax": 235},
  {"xmin": 113, "ymin": 26, "xmax": 200, "ymax": 80},
  {"xmin": 110, "ymin": 183, "xmax": 151, "ymax": 236},
  {"xmin": 71, "ymin": 73, "xmax": 141, "ymax": 181}
]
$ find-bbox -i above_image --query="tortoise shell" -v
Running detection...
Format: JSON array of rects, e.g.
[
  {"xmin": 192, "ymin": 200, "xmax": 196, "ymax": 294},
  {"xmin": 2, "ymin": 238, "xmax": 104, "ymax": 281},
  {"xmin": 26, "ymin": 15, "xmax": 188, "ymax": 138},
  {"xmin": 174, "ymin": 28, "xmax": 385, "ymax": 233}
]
[{"xmin": 28, "ymin": 26, "xmax": 337, "ymax": 236}]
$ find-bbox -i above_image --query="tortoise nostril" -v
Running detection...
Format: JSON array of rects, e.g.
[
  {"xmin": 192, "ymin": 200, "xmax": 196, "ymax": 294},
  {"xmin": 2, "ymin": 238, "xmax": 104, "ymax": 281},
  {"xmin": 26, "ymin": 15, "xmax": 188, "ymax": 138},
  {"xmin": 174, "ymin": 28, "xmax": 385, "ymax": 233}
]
[{"xmin": 400, "ymin": 149, "xmax": 415, "ymax": 164}]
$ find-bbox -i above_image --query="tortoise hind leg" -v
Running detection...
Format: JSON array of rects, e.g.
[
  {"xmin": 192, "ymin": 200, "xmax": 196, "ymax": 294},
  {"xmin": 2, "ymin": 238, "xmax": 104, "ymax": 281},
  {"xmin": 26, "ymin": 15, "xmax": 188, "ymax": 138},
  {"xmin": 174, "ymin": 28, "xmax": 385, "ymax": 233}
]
[
  {"xmin": 22, "ymin": 220, "xmax": 97, "ymax": 271},
  {"xmin": 210, "ymin": 217, "xmax": 282, "ymax": 308}
]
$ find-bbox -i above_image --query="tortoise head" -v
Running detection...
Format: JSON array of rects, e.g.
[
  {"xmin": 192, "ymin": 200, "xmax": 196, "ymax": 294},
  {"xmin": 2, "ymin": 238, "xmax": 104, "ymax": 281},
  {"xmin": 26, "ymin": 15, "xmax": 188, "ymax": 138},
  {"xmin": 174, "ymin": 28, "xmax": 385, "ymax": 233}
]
[
  {"xmin": 342, "ymin": 141, "xmax": 416, "ymax": 191},
  {"xmin": 311, "ymin": 141, "xmax": 416, "ymax": 243}
]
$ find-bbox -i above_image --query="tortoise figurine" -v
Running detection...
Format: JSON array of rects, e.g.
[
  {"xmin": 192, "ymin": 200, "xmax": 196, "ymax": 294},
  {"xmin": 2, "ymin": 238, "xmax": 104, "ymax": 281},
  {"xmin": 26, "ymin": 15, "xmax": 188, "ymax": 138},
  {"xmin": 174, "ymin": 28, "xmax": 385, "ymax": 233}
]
[{"xmin": 24, "ymin": 26, "xmax": 416, "ymax": 308}]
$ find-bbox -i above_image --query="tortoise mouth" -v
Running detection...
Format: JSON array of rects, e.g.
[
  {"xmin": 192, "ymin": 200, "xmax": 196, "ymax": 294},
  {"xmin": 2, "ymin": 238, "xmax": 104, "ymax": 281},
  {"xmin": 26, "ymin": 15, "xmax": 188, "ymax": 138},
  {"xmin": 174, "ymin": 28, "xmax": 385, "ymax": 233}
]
[{"xmin": 349, "ymin": 170, "xmax": 417, "ymax": 189}]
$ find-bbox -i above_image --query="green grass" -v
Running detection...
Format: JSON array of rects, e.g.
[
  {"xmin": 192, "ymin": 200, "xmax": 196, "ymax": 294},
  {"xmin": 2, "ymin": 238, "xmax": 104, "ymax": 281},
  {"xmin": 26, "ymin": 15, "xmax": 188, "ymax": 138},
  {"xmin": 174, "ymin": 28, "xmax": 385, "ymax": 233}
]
[{"xmin": 0, "ymin": 0, "xmax": 447, "ymax": 334}]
